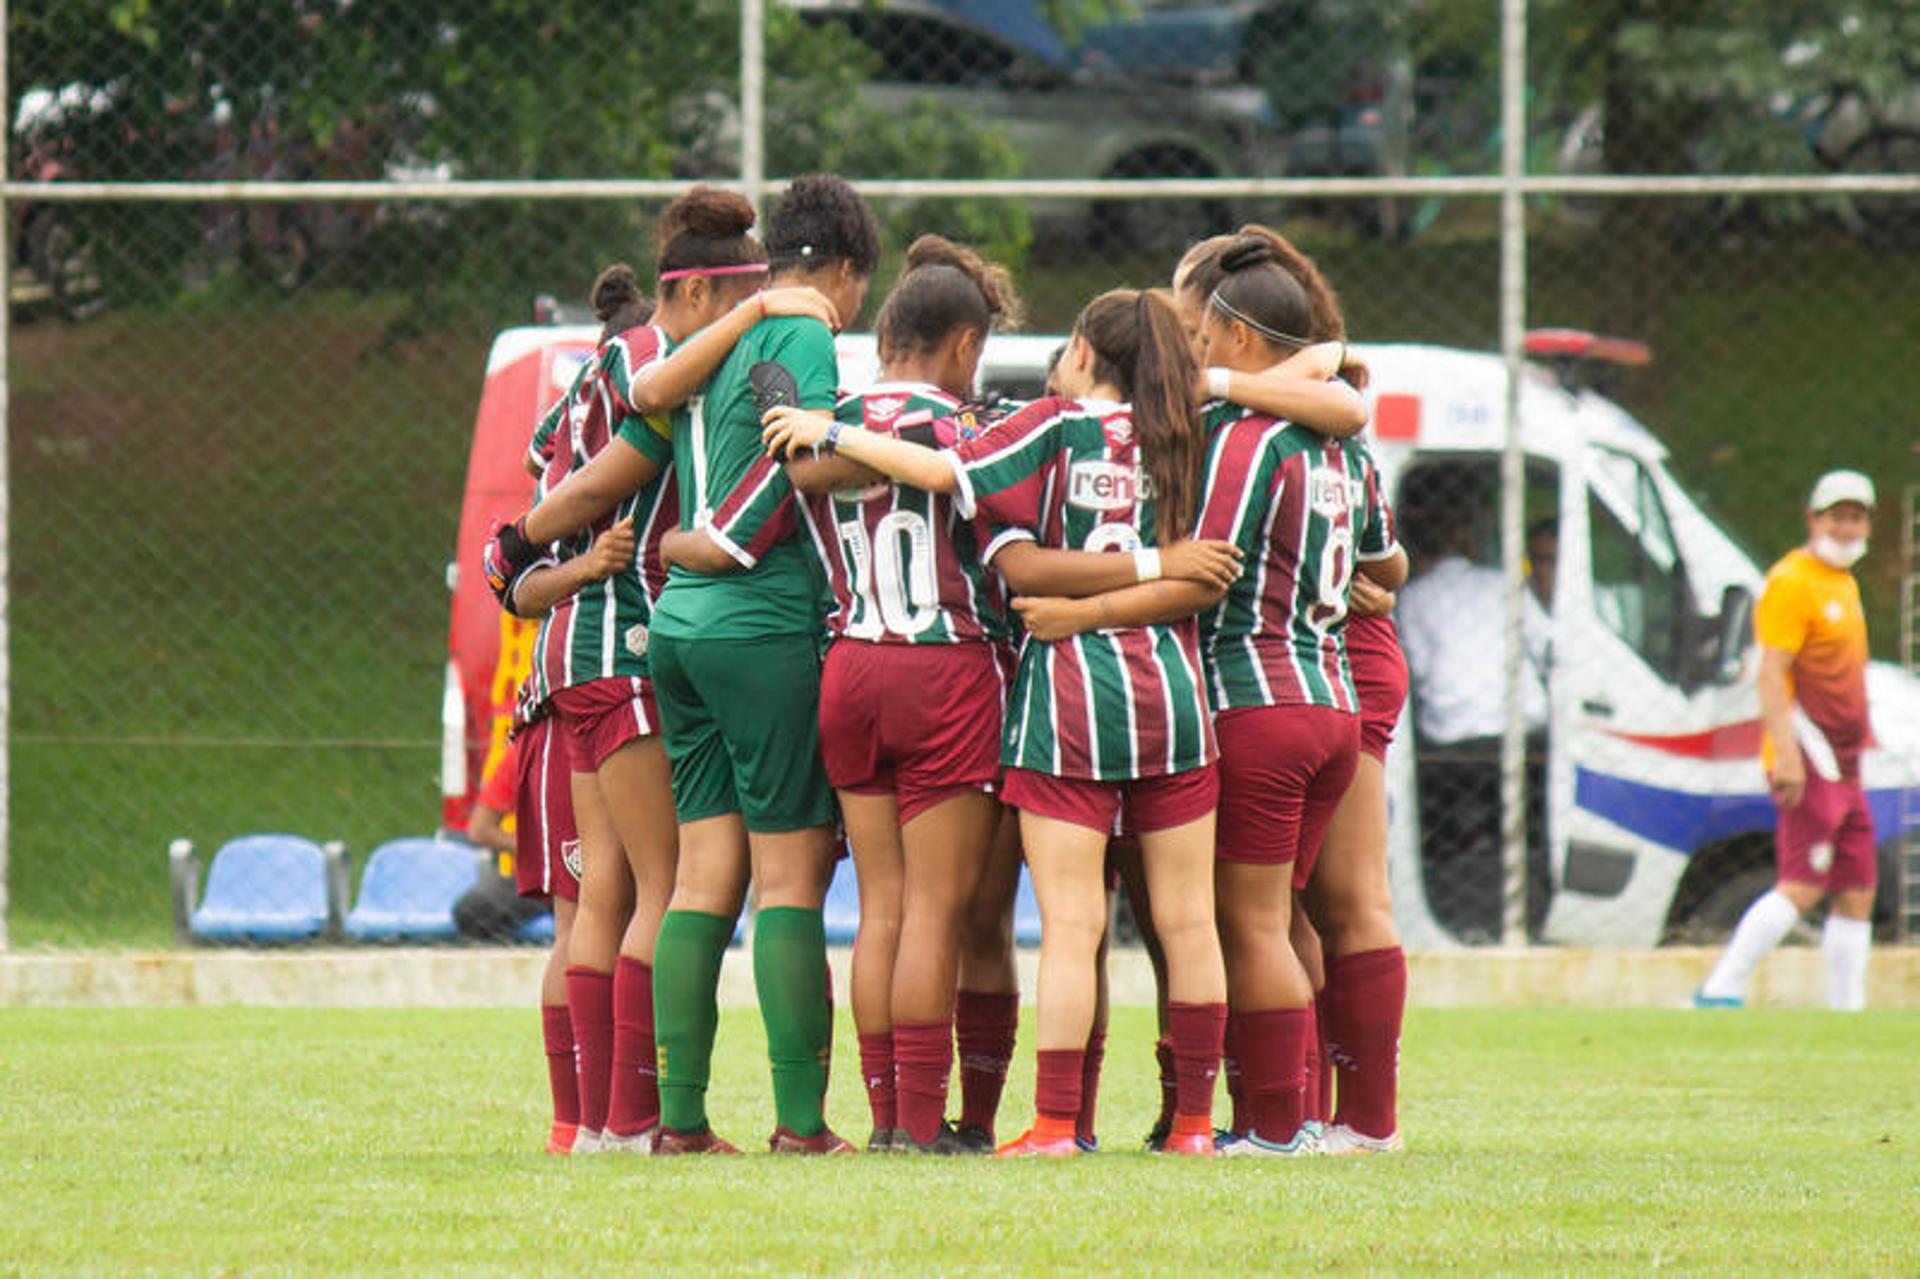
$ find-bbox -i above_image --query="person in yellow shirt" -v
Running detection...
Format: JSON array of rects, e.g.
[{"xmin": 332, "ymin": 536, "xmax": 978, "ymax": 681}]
[{"xmin": 1697, "ymin": 470, "xmax": 1877, "ymax": 1010}]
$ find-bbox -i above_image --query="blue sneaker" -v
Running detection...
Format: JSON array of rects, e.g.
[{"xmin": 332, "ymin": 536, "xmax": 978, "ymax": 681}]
[
  {"xmin": 1691, "ymin": 989, "xmax": 1744, "ymax": 1009},
  {"xmin": 1074, "ymin": 1134, "xmax": 1100, "ymax": 1154}
]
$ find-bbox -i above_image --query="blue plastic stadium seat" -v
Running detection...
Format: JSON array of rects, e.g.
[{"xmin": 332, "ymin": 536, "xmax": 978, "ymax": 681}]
[
  {"xmin": 1013, "ymin": 864, "xmax": 1043, "ymax": 947},
  {"xmin": 344, "ymin": 838, "xmax": 480, "ymax": 943},
  {"xmin": 514, "ymin": 910, "xmax": 555, "ymax": 945},
  {"xmin": 821, "ymin": 857, "xmax": 861, "ymax": 945},
  {"xmin": 186, "ymin": 834, "xmax": 338, "ymax": 944}
]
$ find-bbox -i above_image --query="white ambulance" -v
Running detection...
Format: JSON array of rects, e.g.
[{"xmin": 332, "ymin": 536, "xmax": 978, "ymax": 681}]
[{"xmin": 451, "ymin": 324, "xmax": 1920, "ymax": 947}]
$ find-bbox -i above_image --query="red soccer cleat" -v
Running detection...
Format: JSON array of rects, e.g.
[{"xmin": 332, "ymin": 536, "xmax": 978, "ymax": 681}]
[
  {"xmin": 1157, "ymin": 1129, "xmax": 1219, "ymax": 1156},
  {"xmin": 545, "ymin": 1122, "xmax": 578, "ymax": 1156},
  {"xmin": 994, "ymin": 1127, "xmax": 1081, "ymax": 1158},
  {"xmin": 653, "ymin": 1127, "xmax": 742, "ymax": 1156},
  {"xmin": 768, "ymin": 1126, "xmax": 858, "ymax": 1155}
]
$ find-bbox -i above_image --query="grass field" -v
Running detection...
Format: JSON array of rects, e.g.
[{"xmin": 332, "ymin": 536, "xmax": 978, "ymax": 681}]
[{"xmin": 3, "ymin": 1005, "xmax": 1915, "ymax": 1274}]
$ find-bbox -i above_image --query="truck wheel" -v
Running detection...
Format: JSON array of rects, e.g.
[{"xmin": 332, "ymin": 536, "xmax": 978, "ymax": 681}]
[{"xmin": 1683, "ymin": 865, "xmax": 1775, "ymax": 943}]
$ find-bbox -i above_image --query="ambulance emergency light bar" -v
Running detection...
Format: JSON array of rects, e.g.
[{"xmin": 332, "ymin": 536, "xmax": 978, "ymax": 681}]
[{"xmin": 1524, "ymin": 328, "xmax": 1652, "ymax": 393}]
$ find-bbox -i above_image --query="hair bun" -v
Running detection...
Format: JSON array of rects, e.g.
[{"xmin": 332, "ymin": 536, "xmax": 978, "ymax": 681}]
[
  {"xmin": 591, "ymin": 264, "xmax": 644, "ymax": 322},
  {"xmin": 657, "ymin": 186, "xmax": 756, "ymax": 245},
  {"xmin": 1219, "ymin": 235, "xmax": 1278, "ymax": 274}
]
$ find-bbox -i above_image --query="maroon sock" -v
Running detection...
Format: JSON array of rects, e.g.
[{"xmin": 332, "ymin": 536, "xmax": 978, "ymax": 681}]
[
  {"xmin": 1301, "ymin": 999, "xmax": 1324, "ymax": 1125},
  {"xmin": 540, "ymin": 1003, "xmax": 580, "ymax": 1127},
  {"xmin": 1035, "ymin": 1048, "xmax": 1085, "ymax": 1122},
  {"xmin": 1313, "ymin": 997, "xmax": 1334, "ymax": 1124},
  {"xmin": 1233, "ymin": 1006, "xmax": 1310, "ymax": 1145},
  {"xmin": 564, "ymin": 965, "xmax": 615, "ymax": 1133},
  {"xmin": 955, "ymin": 990, "xmax": 1018, "ymax": 1134},
  {"xmin": 605, "ymin": 957, "xmax": 657, "ymax": 1136},
  {"xmin": 1222, "ymin": 1022, "xmax": 1246, "ymax": 1135},
  {"xmin": 1154, "ymin": 1034, "xmax": 1179, "ymax": 1129},
  {"xmin": 858, "ymin": 1032, "xmax": 897, "ymax": 1133},
  {"xmin": 1076, "ymin": 1025, "xmax": 1107, "ymax": 1145},
  {"xmin": 1166, "ymin": 1001, "xmax": 1227, "ymax": 1123},
  {"xmin": 1325, "ymin": 947, "xmax": 1407, "ymax": 1140},
  {"xmin": 893, "ymin": 1019, "xmax": 953, "ymax": 1145}
]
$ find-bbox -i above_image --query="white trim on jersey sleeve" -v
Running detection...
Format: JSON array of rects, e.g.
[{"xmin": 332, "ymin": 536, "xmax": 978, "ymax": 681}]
[
  {"xmin": 944, "ymin": 450, "xmax": 978, "ymax": 520},
  {"xmin": 704, "ymin": 523, "xmax": 758, "ymax": 570},
  {"xmin": 981, "ymin": 525, "xmax": 1037, "ymax": 567},
  {"xmin": 1356, "ymin": 538, "xmax": 1402, "ymax": 562}
]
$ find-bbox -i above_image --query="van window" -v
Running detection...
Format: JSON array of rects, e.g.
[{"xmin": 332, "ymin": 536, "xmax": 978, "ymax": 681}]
[{"xmin": 1587, "ymin": 447, "xmax": 1685, "ymax": 679}]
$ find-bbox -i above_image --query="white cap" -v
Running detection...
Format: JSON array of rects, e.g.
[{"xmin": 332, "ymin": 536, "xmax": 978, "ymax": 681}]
[{"xmin": 1808, "ymin": 469, "xmax": 1875, "ymax": 513}]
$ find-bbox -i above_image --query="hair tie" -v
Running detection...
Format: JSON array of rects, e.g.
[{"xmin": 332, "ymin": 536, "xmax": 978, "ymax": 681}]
[
  {"xmin": 657, "ymin": 262, "xmax": 771, "ymax": 283},
  {"xmin": 1208, "ymin": 289, "xmax": 1311, "ymax": 348}
]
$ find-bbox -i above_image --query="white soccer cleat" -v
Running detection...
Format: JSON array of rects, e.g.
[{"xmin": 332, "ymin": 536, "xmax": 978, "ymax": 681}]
[
  {"xmin": 570, "ymin": 1127, "xmax": 606, "ymax": 1155},
  {"xmin": 1218, "ymin": 1123, "xmax": 1324, "ymax": 1157},
  {"xmin": 1319, "ymin": 1124, "xmax": 1404, "ymax": 1156},
  {"xmin": 599, "ymin": 1126, "xmax": 659, "ymax": 1155}
]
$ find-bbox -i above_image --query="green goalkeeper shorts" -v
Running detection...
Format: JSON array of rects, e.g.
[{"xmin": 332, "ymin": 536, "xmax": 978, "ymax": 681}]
[{"xmin": 648, "ymin": 631, "xmax": 835, "ymax": 833}]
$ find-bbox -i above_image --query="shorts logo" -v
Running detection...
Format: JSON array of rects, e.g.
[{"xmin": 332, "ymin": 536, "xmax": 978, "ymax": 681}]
[
  {"xmin": 561, "ymin": 838, "xmax": 584, "ymax": 881},
  {"xmin": 624, "ymin": 624, "xmax": 649, "ymax": 658},
  {"xmin": 1311, "ymin": 468, "xmax": 1351, "ymax": 517},
  {"xmin": 1808, "ymin": 841, "xmax": 1834, "ymax": 874},
  {"xmin": 1068, "ymin": 461, "xmax": 1141, "ymax": 511}
]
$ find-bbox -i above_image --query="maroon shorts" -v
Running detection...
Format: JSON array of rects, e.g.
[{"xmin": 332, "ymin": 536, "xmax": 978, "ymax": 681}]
[
  {"xmin": 1216, "ymin": 704, "xmax": 1360, "ymax": 886},
  {"xmin": 1002, "ymin": 763, "xmax": 1219, "ymax": 837},
  {"xmin": 819, "ymin": 640, "xmax": 1002, "ymax": 825},
  {"xmin": 1346, "ymin": 615, "xmax": 1408, "ymax": 763},
  {"xmin": 550, "ymin": 675, "xmax": 658, "ymax": 772},
  {"xmin": 513, "ymin": 716, "xmax": 580, "ymax": 902},
  {"xmin": 1775, "ymin": 770, "xmax": 1877, "ymax": 893}
]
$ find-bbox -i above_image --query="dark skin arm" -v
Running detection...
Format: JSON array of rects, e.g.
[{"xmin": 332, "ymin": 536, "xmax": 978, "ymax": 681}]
[{"xmin": 659, "ymin": 526, "xmax": 747, "ymax": 575}]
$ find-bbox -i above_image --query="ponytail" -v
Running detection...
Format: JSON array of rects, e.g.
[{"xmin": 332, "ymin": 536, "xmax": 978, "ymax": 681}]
[{"xmin": 1075, "ymin": 289, "xmax": 1204, "ymax": 539}]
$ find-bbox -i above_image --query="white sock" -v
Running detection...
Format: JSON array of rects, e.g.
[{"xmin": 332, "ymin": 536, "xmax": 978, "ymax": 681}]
[
  {"xmin": 1700, "ymin": 890, "xmax": 1801, "ymax": 999},
  {"xmin": 1821, "ymin": 915, "xmax": 1871, "ymax": 1011}
]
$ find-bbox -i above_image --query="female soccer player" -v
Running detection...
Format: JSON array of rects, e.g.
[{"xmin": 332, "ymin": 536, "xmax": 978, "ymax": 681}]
[
  {"xmin": 1177, "ymin": 225, "xmax": 1411, "ymax": 1155},
  {"xmin": 642, "ymin": 173, "xmax": 881, "ymax": 1156},
  {"xmin": 485, "ymin": 190, "xmax": 837, "ymax": 1152},
  {"xmin": 765, "ymin": 288, "xmax": 1235, "ymax": 1157},
  {"xmin": 779, "ymin": 238, "xmax": 1244, "ymax": 1153}
]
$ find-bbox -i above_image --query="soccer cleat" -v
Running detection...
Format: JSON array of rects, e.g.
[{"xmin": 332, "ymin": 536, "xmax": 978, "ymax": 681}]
[
  {"xmin": 904, "ymin": 1122, "xmax": 973, "ymax": 1156},
  {"xmin": 768, "ymin": 1126, "xmax": 858, "ymax": 1155},
  {"xmin": 1157, "ymin": 1130, "xmax": 1217, "ymax": 1156},
  {"xmin": 1141, "ymin": 1119, "xmax": 1171, "ymax": 1152},
  {"xmin": 653, "ymin": 1126, "xmax": 741, "ymax": 1156},
  {"xmin": 1691, "ymin": 989, "xmax": 1745, "ymax": 1009},
  {"xmin": 545, "ymin": 1122, "xmax": 579, "ymax": 1156},
  {"xmin": 1074, "ymin": 1135, "xmax": 1100, "ymax": 1154},
  {"xmin": 952, "ymin": 1125, "xmax": 995, "ymax": 1155},
  {"xmin": 995, "ymin": 1127, "xmax": 1081, "ymax": 1158},
  {"xmin": 600, "ymin": 1124, "xmax": 659, "ymax": 1155},
  {"xmin": 1319, "ymin": 1124, "xmax": 1404, "ymax": 1156},
  {"xmin": 569, "ymin": 1127, "xmax": 605, "ymax": 1155},
  {"xmin": 1218, "ymin": 1124, "xmax": 1324, "ymax": 1157},
  {"xmin": 867, "ymin": 1127, "xmax": 908, "ymax": 1154}
]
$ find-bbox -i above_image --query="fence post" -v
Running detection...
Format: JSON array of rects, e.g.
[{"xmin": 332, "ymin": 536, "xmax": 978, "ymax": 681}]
[
  {"xmin": 0, "ymin": 0, "xmax": 12, "ymax": 953},
  {"xmin": 1497, "ymin": 0, "xmax": 1529, "ymax": 948},
  {"xmin": 740, "ymin": 0, "xmax": 767, "ymax": 218}
]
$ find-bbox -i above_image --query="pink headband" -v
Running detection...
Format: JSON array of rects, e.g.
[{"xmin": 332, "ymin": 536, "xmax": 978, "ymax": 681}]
[{"xmin": 657, "ymin": 262, "xmax": 770, "ymax": 283}]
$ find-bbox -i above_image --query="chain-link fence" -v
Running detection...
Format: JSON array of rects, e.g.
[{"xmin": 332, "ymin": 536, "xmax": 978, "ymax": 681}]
[{"xmin": 5, "ymin": 0, "xmax": 1918, "ymax": 950}]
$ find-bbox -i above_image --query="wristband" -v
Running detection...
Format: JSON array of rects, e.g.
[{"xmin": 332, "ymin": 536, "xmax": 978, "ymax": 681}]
[
  {"xmin": 1205, "ymin": 367, "xmax": 1232, "ymax": 401},
  {"xmin": 1133, "ymin": 547, "xmax": 1162, "ymax": 582},
  {"xmin": 822, "ymin": 420, "xmax": 845, "ymax": 456}
]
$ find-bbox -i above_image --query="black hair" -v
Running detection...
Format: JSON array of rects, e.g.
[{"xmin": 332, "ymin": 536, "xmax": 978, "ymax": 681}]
[
  {"xmin": 765, "ymin": 173, "xmax": 882, "ymax": 278},
  {"xmin": 590, "ymin": 264, "xmax": 654, "ymax": 340},
  {"xmin": 654, "ymin": 186, "xmax": 766, "ymax": 298},
  {"xmin": 875, "ymin": 234, "xmax": 1023, "ymax": 362}
]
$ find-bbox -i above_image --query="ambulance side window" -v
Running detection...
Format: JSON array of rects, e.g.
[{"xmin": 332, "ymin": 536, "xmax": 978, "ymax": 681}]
[{"xmin": 1587, "ymin": 449, "xmax": 1685, "ymax": 680}]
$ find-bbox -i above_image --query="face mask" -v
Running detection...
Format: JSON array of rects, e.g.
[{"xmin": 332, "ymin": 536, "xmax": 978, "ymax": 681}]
[{"xmin": 1809, "ymin": 534, "xmax": 1867, "ymax": 569}]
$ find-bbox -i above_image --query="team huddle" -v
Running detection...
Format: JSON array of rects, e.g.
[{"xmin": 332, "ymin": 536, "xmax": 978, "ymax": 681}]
[{"xmin": 481, "ymin": 173, "xmax": 1411, "ymax": 1158}]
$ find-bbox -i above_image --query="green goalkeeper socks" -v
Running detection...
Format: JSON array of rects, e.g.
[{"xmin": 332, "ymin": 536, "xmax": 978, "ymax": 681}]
[
  {"xmin": 653, "ymin": 909, "xmax": 734, "ymax": 1134},
  {"xmin": 753, "ymin": 906, "xmax": 832, "ymax": 1137}
]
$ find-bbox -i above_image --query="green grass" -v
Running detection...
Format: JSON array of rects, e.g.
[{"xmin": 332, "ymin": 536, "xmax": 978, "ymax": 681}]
[
  {"xmin": 1, "ymin": 1006, "xmax": 1914, "ymax": 1274},
  {"xmin": 8, "ymin": 229, "xmax": 1915, "ymax": 946}
]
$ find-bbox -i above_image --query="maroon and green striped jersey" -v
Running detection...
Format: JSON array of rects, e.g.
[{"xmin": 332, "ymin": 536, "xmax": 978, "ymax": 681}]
[
  {"xmin": 949, "ymin": 396, "xmax": 1215, "ymax": 781},
  {"xmin": 797, "ymin": 382, "xmax": 1016, "ymax": 645},
  {"xmin": 1194, "ymin": 402, "xmax": 1396, "ymax": 713},
  {"xmin": 525, "ymin": 325, "xmax": 677, "ymax": 705}
]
